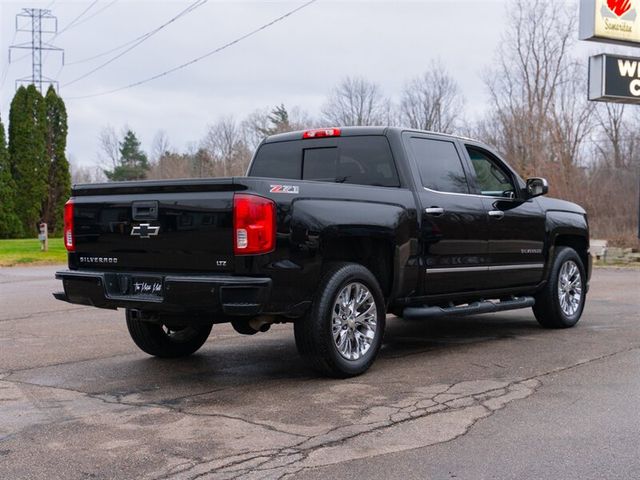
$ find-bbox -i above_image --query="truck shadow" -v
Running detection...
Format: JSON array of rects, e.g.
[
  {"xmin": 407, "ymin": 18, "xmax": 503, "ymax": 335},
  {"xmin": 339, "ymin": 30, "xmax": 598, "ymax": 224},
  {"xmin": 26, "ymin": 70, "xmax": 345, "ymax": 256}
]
[
  {"xmin": 127, "ymin": 311, "xmax": 553, "ymax": 381},
  {"xmin": 380, "ymin": 311, "xmax": 545, "ymax": 359},
  {"xmin": 67, "ymin": 311, "xmax": 575, "ymax": 407}
]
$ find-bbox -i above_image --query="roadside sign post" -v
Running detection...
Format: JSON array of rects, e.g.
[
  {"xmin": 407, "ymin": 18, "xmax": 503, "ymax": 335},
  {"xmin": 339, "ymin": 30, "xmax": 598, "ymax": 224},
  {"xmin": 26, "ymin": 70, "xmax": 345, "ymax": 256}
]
[{"xmin": 39, "ymin": 222, "xmax": 48, "ymax": 252}]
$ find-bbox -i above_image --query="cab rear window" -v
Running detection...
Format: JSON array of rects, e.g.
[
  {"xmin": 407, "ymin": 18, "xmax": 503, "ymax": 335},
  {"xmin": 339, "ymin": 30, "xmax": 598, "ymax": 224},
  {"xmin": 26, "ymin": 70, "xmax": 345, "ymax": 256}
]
[{"xmin": 250, "ymin": 136, "xmax": 400, "ymax": 187}]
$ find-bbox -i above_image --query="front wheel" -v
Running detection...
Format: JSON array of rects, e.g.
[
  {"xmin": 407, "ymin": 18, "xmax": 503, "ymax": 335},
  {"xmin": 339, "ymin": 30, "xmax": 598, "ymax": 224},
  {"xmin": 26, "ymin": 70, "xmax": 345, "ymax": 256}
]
[
  {"xmin": 294, "ymin": 263, "xmax": 386, "ymax": 378},
  {"xmin": 533, "ymin": 247, "xmax": 587, "ymax": 328},
  {"xmin": 126, "ymin": 310, "xmax": 213, "ymax": 358}
]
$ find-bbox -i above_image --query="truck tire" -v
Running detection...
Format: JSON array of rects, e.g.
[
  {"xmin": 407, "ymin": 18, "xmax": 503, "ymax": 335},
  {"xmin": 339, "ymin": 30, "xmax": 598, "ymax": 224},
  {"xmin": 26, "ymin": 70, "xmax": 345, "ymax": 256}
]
[
  {"xmin": 294, "ymin": 263, "xmax": 386, "ymax": 378},
  {"xmin": 126, "ymin": 310, "xmax": 213, "ymax": 358},
  {"xmin": 533, "ymin": 247, "xmax": 586, "ymax": 329}
]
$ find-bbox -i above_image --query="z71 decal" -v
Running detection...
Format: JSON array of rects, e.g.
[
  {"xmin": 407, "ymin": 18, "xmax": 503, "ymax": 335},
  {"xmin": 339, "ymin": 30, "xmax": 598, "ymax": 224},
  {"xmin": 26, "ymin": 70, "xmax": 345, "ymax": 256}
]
[{"xmin": 270, "ymin": 184, "xmax": 299, "ymax": 194}]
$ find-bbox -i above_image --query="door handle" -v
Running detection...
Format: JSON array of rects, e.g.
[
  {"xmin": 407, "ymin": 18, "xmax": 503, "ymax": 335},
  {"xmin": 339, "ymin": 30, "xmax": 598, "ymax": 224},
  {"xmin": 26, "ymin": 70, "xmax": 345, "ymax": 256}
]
[
  {"xmin": 488, "ymin": 210, "xmax": 505, "ymax": 219},
  {"xmin": 425, "ymin": 207, "xmax": 444, "ymax": 216}
]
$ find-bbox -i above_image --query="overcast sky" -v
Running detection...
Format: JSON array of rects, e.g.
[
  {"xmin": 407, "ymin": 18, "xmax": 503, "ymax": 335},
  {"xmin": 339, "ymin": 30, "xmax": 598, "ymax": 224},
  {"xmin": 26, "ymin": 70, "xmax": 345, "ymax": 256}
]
[{"xmin": 0, "ymin": 0, "xmax": 626, "ymax": 170}]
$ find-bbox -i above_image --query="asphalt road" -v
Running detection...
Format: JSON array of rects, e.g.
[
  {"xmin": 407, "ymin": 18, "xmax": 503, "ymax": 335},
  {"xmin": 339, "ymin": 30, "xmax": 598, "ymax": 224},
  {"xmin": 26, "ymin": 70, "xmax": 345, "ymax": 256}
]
[{"xmin": 0, "ymin": 265, "xmax": 639, "ymax": 480}]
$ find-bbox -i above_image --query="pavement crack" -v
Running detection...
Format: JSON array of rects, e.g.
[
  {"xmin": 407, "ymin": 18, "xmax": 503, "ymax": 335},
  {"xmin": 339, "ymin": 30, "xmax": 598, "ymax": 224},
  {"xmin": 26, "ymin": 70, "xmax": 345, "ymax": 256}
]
[
  {"xmin": 177, "ymin": 346, "xmax": 640, "ymax": 480},
  {"xmin": 4, "ymin": 344, "xmax": 639, "ymax": 480},
  {"xmin": 166, "ymin": 380, "xmax": 528, "ymax": 480},
  {"xmin": 154, "ymin": 407, "xmax": 309, "ymax": 439},
  {"xmin": 2, "ymin": 352, "xmax": 139, "ymax": 376},
  {"xmin": 1, "ymin": 376, "xmax": 308, "ymax": 442},
  {"xmin": 0, "ymin": 306, "xmax": 94, "ymax": 323}
]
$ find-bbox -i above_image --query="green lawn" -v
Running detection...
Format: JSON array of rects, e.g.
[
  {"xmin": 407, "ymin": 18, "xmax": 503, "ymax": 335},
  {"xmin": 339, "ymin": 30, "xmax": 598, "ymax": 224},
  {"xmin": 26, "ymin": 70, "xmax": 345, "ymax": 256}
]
[{"xmin": 0, "ymin": 238, "xmax": 67, "ymax": 267}]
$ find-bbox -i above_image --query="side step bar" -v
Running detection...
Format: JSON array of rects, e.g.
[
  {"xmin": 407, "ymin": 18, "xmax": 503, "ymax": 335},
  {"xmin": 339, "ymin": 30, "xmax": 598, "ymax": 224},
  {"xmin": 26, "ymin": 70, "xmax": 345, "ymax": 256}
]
[{"xmin": 402, "ymin": 296, "xmax": 535, "ymax": 320}]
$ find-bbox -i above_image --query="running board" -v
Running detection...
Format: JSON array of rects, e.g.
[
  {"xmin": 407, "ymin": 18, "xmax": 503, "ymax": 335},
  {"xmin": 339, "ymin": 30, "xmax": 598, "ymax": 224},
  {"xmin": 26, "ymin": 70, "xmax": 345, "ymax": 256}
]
[{"xmin": 402, "ymin": 296, "xmax": 535, "ymax": 320}]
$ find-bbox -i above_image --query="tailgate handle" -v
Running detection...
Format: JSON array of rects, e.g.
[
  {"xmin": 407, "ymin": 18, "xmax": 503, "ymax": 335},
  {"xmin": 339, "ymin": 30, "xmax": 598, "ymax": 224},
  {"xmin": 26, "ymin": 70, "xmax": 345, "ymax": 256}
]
[{"xmin": 132, "ymin": 201, "xmax": 159, "ymax": 221}]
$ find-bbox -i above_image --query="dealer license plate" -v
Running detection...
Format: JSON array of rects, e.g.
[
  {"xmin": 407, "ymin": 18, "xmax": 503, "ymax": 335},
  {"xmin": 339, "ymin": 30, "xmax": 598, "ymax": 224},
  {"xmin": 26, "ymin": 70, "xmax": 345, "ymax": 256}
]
[{"xmin": 130, "ymin": 276, "xmax": 164, "ymax": 298}]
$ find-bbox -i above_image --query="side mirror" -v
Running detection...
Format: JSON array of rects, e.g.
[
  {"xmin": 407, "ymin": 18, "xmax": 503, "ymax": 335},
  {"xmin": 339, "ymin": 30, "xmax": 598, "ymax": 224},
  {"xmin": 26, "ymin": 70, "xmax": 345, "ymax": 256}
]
[{"xmin": 525, "ymin": 177, "xmax": 548, "ymax": 198}]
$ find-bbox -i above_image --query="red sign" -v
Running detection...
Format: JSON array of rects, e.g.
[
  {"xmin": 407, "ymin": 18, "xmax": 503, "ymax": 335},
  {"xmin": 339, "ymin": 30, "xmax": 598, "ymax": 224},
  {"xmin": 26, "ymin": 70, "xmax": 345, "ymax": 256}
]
[{"xmin": 607, "ymin": 0, "xmax": 632, "ymax": 17}]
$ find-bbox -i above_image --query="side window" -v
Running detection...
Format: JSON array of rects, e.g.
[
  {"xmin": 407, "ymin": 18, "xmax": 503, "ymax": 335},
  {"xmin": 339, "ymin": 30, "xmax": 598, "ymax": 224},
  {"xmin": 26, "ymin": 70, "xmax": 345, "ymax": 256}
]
[
  {"xmin": 466, "ymin": 147, "xmax": 515, "ymax": 198},
  {"xmin": 408, "ymin": 137, "xmax": 469, "ymax": 194},
  {"xmin": 337, "ymin": 136, "xmax": 400, "ymax": 187}
]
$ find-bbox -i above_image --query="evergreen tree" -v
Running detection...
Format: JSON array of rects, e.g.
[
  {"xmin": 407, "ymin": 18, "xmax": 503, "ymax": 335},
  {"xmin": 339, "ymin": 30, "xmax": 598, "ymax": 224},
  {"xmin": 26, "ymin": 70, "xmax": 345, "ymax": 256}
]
[
  {"xmin": 257, "ymin": 104, "xmax": 292, "ymax": 136},
  {"xmin": 8, "ymin": 85, "xmax": 48, "ymax": 236},
  {"xmin": 42, "ymin": 86, "xmax": 71, "ymax": 235},
  {"xmin": 0, "ymin": 116, "xmax": 21, "ymax": 238},
  {"xmin": 103, "ymin": 129, "xmax": 149, "ymax": 181}
]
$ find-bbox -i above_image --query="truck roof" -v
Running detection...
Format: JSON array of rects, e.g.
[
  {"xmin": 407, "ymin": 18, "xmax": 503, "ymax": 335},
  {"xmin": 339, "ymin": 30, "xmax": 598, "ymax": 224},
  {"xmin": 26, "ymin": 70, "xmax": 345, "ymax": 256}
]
[{"xmin": 263, "ymin": 126, "xmax": 475, "ymax": 144}]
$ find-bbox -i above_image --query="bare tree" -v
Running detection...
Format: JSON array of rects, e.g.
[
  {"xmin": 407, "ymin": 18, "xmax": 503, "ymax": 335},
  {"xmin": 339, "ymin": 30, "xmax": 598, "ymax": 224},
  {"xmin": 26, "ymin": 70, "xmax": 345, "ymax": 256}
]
[
  {"xmin": 149, "ymin": 130, "xmax": 174, "ymax": 179},
  {"xmin": 481, "ymin": 0, "xmax": 578, "ymax": 175},
  {"xmin": 321, "ymin": 76, "xmax": 391, "ymax": 126},
  {"xmin": 593, "ymin": 103, "xmax": 640, "ymax": 169},
  {"xmin": 242, "ymin": 108, "xmax": 272, "ymax": 150},
  {"xmin": 400, "ymin": 61, "xmax": 464, "ymax": 133},
  {"xmin": 70, "ymin": 155, "xmax": 106, "ymax": 184},
  {"xmin": 547, "ymin": 62, "xmax": 595, "ymax": 197},
  {"xmin": 147, "ymin": 152, "xmax": 190, "ymax": 180},
  {"xmin": 202, "ymin": 116, "xmax": 251, "ymax": 176},
  {"xmin": 151, "ymin": 130, "xmax": 172, "ymax": 163},
  {"xmin": 97, "ymin": 126, "xmax": 120, "ymax": 169}
]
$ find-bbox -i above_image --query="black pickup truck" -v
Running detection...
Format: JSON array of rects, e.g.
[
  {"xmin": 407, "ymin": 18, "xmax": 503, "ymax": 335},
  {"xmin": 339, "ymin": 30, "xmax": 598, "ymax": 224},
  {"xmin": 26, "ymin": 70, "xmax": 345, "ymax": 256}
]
[{"xmin": 55, "ymin": 127, "xmax": 591, "ymax": 377}]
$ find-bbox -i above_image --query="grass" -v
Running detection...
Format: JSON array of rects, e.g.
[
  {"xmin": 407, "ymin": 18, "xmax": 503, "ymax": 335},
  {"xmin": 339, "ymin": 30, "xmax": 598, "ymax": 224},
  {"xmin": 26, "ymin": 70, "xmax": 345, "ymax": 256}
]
[{"xmin": 0, "ymin": 238, "xmax": 67, "ymax": 267}]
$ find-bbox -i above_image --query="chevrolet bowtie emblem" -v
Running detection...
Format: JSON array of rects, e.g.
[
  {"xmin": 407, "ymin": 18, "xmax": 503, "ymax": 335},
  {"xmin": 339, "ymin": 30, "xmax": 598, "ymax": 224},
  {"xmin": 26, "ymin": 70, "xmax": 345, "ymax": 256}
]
[{"xmin": 130, "ymin": 223, "xmax": 160, "ymax": 238}]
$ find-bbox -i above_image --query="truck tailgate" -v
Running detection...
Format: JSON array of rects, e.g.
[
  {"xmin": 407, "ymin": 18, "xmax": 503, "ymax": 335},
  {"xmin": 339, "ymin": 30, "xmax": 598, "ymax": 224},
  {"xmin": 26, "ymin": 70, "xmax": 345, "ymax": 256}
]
[{"xmin": 70, "ymin": 178, "xmax": 240, "ymax": 273}]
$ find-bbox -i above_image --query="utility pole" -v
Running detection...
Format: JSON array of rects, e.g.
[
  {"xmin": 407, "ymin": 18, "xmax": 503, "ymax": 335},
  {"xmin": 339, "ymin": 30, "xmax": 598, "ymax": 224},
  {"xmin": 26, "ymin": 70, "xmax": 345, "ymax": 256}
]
[{"xmin": 9, "ymin": 8, "xmax": 64, "ymax": 93}]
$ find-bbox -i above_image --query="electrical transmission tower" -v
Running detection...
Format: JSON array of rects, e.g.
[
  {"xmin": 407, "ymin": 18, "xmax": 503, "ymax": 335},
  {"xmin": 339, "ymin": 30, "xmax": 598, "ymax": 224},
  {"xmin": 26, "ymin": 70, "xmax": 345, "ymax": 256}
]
[{"xmin": 9, "ymin": 8, "xmax": 64, "ymax": 93}]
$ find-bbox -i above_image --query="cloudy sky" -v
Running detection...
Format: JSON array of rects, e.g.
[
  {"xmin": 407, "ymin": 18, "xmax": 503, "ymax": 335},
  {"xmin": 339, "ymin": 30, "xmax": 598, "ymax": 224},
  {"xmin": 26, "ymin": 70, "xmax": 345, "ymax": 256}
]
[{"xmin": 0, "ymin": 0, "xmax": 623, "ymax": 170}]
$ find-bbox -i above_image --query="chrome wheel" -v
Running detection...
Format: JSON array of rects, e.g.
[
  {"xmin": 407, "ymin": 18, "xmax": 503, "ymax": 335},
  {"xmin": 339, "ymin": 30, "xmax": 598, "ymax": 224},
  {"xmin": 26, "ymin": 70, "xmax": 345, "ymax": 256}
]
[
  {"xmin": 331, "ymin": 282, "xmax": 378, "ymax": 361},
  {"xmin": 557, "ymin": 260, "xmax": 582, "ymax": 317}
]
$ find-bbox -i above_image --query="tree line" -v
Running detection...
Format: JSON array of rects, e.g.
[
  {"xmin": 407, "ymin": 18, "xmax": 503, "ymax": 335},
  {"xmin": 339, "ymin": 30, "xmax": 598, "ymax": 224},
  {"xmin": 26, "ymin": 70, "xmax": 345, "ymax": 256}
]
[
  {"xmin": 72, "ymin": 0, "xmax": 640, "ymax": 247},
  {"xmin": 0, "ymin": 85, "xmax": 71, "ymax": 238},
  {"xmin": 86, "ymin": 71, "xmax": 464, "ymax": 185}
]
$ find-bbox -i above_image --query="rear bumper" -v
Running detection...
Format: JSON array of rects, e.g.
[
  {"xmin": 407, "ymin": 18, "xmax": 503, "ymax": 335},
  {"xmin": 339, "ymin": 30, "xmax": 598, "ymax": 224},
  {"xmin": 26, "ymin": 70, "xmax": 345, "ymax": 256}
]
[{"xmin": 54, "ymin": 270, "xmax": 272, "ymax": 316}]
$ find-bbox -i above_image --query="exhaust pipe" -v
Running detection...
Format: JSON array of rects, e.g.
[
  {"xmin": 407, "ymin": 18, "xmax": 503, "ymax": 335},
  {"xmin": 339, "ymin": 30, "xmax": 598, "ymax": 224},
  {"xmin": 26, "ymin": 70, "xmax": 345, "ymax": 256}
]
[{"xmin": 232, "ymin": 316, "xmax": 274, "ymax": 335}]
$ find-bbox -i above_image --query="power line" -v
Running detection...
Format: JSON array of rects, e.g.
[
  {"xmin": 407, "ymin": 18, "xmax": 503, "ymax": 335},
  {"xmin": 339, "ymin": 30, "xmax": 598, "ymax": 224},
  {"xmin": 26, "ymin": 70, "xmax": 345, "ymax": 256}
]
[
  {"xmin": 62, "ymin": 0, "xmax": 118, "ymax": 32},
  {"xmin": 43, "ymin": 0, "xmax": 113, "ymax": 82},
  {"xmin": 67, "ymin": 0, "xmax": 191, "ymax": 66},
  {"xmin": 67, "ymin": 0, "xmax": 318, "ymax": 100},
  {"xmin": 56, "ymin": 1, "xmax": 99, "ymax": 37},
  {"xmin": 62, "ymin": 0, "xmax": 207, "ymax": 87},
  {"xmin": 0, "ymin": 30, "xmax": 19, "ymax": 90},
  {"xmin": 66, "ymin": 32, "xmax": 148, "ymax": 66}
]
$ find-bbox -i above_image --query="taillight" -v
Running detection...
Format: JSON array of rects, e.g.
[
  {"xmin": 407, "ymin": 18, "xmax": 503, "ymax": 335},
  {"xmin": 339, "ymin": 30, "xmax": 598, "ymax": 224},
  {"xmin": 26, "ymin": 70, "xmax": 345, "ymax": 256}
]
[
  {"xmin": 233, "ymin": 194, "xmax": 276, "ymax": 255},
  {"xmin": 302, "ymin": 128, "xmax": 341, "ymax": 139},
  {"xmin": 63, "ymin": 200, "xmax": 75, "ymax": 252}
]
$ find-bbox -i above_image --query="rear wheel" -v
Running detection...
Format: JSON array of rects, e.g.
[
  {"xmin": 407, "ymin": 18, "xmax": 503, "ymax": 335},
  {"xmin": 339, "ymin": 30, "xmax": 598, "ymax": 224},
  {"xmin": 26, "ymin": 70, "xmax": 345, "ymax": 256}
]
[
  {"xmin": 126, "ymin": 310, "xmax": 213, "ymax": 358},
  {"xmin": 533, "ymin": 247, "xmax": 586, "ymax": 328},
  {"xmin": 294, "ymin": 263, "xmax": 386, "ymax": 378}
]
